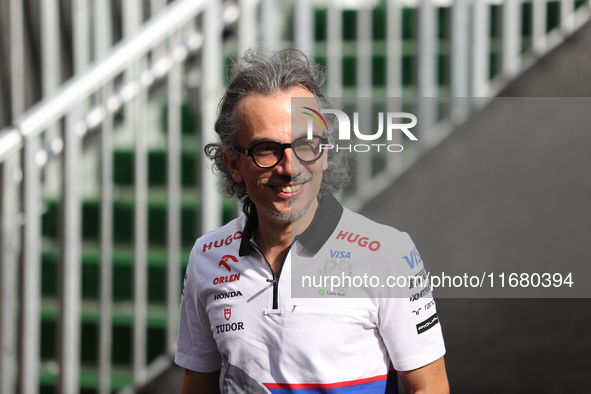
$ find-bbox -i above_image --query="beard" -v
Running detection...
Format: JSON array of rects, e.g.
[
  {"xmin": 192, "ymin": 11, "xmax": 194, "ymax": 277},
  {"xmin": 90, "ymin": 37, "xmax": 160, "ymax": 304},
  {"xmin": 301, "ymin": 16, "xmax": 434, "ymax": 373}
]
[
  {"xmin": 264, "ymin": 173, "xmax": 315, "ymax": 222},
  {"xmin": 266, "ymin": 196, "xmax": 314, "ymax": 222}
]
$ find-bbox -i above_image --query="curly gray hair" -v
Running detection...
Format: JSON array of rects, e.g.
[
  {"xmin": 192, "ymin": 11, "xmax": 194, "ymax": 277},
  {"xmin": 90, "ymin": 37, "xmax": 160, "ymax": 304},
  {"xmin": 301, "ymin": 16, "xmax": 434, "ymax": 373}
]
[{"xmin": 204, "ymin": 48, "xmax": 349, "ymax": 217}]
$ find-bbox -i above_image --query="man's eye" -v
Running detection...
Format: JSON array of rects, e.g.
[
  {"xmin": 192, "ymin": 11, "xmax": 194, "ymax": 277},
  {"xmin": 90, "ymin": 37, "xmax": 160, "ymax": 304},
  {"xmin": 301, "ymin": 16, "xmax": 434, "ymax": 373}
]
[{"xmin": 255, "ymin": 143, "xmax": 279, "ymax": 155}]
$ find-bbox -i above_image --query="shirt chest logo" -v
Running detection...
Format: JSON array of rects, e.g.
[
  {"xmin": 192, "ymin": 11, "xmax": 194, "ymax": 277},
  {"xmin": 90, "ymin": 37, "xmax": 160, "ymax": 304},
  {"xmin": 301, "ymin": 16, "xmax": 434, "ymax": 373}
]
[
  {"xmin": 216, "ymin": 307, "xmax": 245, "ymax": 334},
  {"xmin": 213, "ymin": 255, "xmax": 241, "ymax": 285}
]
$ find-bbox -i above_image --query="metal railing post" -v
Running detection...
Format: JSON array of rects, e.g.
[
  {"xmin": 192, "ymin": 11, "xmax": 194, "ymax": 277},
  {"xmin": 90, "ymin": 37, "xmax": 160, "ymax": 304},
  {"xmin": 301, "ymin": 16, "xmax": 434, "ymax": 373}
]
[
  {"xmin": 151, "ymin": 0, "xmax": 169, "ymax": 61},
  {"xmin": 261, "ymin": 0, "xmax": 278, "ymax": 47},
  {"xmin": 294, "ymin": 0, "xmax": 314, "ymax": 56},
  {"xmin": 201, "ymin": 1, "xmax": 223, "ymax": 234},
  {"xmin": 133, "ymin": 58, "xmax": 149, "ymax": 388},
  {"xmin": 20, "ymin": 137, "xmax": 42, "ymax": 394},
  {"xmin": 327, "ymin": 0, "xmax": 343, "ymax": 97},
  {"xmin": 167, "ymin": 31, "xmax": 183, "ymax": 356},
  {"xmin": 356, "ymin": 4, "xmax": 373, "ymax": 193},
  {"xmin": 450, "ymin": 0, "xmax": 470, "ymax": 122},
  {"xmin": 471, "ymin": 0, "xmax": 490, "ymax": 97},
  {"xmin": 238, "ymin": 0, "xmax": 258, "ymax": 54},
  {"xmin": 41, "ymin": 0, "xmax": 61, "ymax": 99},
  {"xmin": 93, "ymin": 0, "xmax": 112, "ymax": 60},
  {"xmin": 386, "ymin": 0, "xmax": 402, "ymax": 172},
  {"xmin": 10, "ymin": 0, "xmax": 26, "ymax": 118},
  {"xmin": 418, "ymin": 0, "xmax": 437, "ymax": 98},
  {"xmin": 73, "ymin": 0, "xmax": 91, "ymax": 74},
  {"xmin": 124, "ymin": 0, "xmax": 144, "ymax": 38},
  {"xmin": 417, "ymin": 0, "xmax": 438, "ymax": 146},
  {"xmin": 532, "ymin": 0, "xmax": 548, "ymax": 54},
  {"xmin": 502, "ymin": 0, "xmax": 522, "ymax": 80},
  {"xmin": 1, "ymin": 155, "xmax": 20, "ymax": 394},
  {"xmin": 58, "ymin": 110, "xmax": 83, "ymax": 394},
  {"xmin": 98, "ymin": 83, "xmax": 114, "ymax": 394},
  {"xmin": 561, "ymin": 0, "xmax": 575, "ymax": 33}
]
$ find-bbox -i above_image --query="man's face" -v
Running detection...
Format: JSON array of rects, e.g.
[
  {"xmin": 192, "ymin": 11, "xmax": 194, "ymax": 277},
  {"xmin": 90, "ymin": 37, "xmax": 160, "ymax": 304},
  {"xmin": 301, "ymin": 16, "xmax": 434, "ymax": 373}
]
[{"xmin": 223, "ymin": 86, "xmax": 328, "ymax": 225}]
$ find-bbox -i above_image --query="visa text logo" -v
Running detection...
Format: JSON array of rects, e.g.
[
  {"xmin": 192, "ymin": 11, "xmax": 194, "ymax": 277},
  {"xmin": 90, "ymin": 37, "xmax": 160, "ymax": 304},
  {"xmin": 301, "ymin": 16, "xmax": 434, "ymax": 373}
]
[
  {"xmin": 329, "ymin": 250, "xmax": 351, "ymax": 259},
  {"xmin": 402, "ymin": 247, "xmax": 422, "ymax": 269}
]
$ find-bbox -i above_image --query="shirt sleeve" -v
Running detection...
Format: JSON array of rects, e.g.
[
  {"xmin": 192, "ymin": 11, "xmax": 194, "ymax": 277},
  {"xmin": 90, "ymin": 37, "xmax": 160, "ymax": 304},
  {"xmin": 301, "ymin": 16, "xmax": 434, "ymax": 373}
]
[
  {"xmin": 175, "ymin": 250, "xmax": 223, "ymax": 372},
  {"xmin": 377, "ymin": 232, "xmax": 446, "ymax": 372}
]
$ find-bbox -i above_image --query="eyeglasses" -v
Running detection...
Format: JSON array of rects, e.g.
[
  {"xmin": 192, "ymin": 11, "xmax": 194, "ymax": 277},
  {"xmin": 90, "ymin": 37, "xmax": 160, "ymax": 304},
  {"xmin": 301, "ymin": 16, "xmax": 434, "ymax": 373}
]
[{"xmin": 232, "ymin": 134, "xmax": 328, "ymax": 168}]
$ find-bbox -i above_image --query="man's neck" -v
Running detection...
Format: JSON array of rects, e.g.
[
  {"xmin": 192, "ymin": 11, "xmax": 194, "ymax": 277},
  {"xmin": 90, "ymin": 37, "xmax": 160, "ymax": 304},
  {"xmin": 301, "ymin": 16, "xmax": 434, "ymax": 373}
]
[{"xmin": 253, "ymin": 198, "xmax": 320, "ymax": 275}]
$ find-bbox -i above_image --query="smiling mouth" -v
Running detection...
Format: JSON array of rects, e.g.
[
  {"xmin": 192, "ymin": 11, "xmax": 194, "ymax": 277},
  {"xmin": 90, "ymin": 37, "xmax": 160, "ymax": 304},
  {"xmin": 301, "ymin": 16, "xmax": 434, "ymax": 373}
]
[{"xmin": 270, "ymin": 183, "xmax": 303, "ymax": 193}]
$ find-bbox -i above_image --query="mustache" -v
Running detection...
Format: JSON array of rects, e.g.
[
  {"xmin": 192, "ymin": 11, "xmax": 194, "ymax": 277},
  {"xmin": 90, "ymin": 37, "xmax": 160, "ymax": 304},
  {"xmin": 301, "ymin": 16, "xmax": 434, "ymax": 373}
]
[{"xmin": 264, "ymin": 174, "xmax": 313, "ymax": 185}]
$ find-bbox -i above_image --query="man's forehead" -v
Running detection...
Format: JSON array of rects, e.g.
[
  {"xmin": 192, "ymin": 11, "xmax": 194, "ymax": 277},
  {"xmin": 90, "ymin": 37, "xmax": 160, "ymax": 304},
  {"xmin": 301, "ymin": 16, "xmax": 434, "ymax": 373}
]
[{"xmin": 234, "ymin": 88, "xmax": 320, "ymax": 142}]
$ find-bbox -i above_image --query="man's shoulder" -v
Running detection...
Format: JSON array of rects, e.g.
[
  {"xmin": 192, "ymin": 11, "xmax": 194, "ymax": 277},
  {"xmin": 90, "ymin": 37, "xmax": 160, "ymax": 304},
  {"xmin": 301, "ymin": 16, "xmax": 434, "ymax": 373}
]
[{"xmin": 191, "ymin": 215, "xmax": 247, "ymax": 256}]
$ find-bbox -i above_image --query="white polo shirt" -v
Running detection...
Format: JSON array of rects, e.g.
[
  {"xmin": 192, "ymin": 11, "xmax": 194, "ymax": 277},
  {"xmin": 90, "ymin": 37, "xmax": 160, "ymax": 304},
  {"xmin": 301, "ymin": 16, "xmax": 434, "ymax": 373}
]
[{"xmin": 176, "ymin": 194, "xmax": 445, "ymax": 393}]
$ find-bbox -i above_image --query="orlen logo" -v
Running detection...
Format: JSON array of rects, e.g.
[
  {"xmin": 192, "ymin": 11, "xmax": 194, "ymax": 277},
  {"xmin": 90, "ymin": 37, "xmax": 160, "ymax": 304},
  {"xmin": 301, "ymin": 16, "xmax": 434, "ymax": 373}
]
[
  {"xmin": 335, "ymin": 231, "xmax": 380, "ymax": 252},
  {"xmin": 213, "ymin": 255, "xmax": 241, "ymax": 285},
  {"xmin": 219, "ymin": 255, "xmax": 238, "ymax": 272},
  {"xmin": 304, "ymin": 107, "xmax": 418, "ymax": 153},
  {"xmin": 203, "ymin": 231, "xmax": 242, "ymax": 253}
]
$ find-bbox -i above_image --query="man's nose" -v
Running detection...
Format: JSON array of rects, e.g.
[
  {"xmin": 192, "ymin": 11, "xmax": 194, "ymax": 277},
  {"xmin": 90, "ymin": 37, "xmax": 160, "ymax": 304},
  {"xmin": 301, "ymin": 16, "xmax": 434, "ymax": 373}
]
[{"xmin": 276, "ymin": 146, "xmax": 300, "ymax": 174}]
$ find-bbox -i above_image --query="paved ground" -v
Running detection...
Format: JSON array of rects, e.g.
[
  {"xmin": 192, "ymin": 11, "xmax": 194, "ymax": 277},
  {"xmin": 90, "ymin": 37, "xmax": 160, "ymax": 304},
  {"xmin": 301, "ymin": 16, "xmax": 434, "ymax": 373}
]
[
  {"xmin": 360, "ymin": 20, "xmax": 591, "ymax": 393},
  {"xmin": 140, "ymin": 19, "xmax": 591, "ymax": 394}
]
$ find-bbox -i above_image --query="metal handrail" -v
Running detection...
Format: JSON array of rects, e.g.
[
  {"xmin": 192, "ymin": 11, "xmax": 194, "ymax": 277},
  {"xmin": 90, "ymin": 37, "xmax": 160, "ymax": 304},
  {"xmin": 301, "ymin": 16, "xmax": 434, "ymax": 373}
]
[{"xmin": 0, "ymin": 0, "xmax": 212, "ymax": 148}]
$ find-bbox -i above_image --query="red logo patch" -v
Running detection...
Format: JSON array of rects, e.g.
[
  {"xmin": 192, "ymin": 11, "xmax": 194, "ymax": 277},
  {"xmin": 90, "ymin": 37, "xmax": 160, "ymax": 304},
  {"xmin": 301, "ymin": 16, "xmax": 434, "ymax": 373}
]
[
  {"xmin": 335, "ymin": 231, "xmax": 381, "ymax": 251},
  {"xmin": 203, "ymin": 231, "xmax": 243, "ymax": 253},
  {"xmin": 219, "ymin": 255, "xmax": 239, "ymax": 272},
  {"xmin": 224, "ymin": 308, "xmax": 231, "ymax": 321}
]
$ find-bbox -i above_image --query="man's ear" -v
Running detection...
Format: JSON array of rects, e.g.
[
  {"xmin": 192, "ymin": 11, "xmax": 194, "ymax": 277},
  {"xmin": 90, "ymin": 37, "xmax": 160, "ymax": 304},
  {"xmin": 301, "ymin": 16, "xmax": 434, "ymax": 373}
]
[
  {"xmin": 223, "ymin": 151, "xmax": 244, "ymax": 183},
  {"xmin": 321, "ymin": 151, "xmax": 328, "ymax": 171}
]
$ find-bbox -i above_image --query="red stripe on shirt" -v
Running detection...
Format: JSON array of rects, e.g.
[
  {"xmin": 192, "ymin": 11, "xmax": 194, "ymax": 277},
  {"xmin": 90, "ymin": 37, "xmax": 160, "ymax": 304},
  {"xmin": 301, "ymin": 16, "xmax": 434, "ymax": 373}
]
[{"xmin": 263, "ymin": 374, "xmax": 388, "ymax": 389}]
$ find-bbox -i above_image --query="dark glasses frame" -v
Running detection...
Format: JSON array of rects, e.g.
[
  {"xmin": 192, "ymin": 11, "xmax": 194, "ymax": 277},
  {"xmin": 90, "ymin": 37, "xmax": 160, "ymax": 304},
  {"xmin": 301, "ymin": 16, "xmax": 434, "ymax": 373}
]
[{"xmin": 232, "ymin": 134, "xmax": 329, "ymax": 168}]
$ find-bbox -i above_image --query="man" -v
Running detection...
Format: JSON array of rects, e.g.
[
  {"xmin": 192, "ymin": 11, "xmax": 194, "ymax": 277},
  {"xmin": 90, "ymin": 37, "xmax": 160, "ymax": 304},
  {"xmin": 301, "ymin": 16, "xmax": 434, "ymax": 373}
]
[{"xmin": 176, "ymin": 48, "xmax": 449, "ymax": 393}]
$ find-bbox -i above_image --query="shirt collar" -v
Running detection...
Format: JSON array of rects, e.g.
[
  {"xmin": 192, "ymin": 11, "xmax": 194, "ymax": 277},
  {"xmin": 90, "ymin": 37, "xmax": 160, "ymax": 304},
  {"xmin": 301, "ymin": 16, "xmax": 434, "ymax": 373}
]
[{"xmin": 238, "ymin": 193, "xmax": 344, "ymax": 256}]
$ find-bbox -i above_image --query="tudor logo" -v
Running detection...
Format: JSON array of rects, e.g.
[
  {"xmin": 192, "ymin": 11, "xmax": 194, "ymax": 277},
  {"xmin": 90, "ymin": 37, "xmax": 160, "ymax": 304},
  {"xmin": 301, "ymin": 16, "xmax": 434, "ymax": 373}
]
[
  {"xmin": 217, "ymin": 308, "xmax": 245, "ymax": 333},
  {"xmin": 219, "ymin": 255, "xmax": 239, "ymax": 272}
]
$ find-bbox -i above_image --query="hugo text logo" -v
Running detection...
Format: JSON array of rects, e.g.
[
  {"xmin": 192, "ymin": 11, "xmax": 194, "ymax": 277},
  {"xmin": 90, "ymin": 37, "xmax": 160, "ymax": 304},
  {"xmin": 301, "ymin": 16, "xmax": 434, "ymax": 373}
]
[
  {"xmin": 213, "ymin": 255, "xmax": 241, "ymax": 285},
  {"xmin": 202, "ymin": 231, "xmax": 242, "ymax": 253},
  {"xmin": 335, "ymin": 231, "xmax": 380, "ymax": 251}
]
